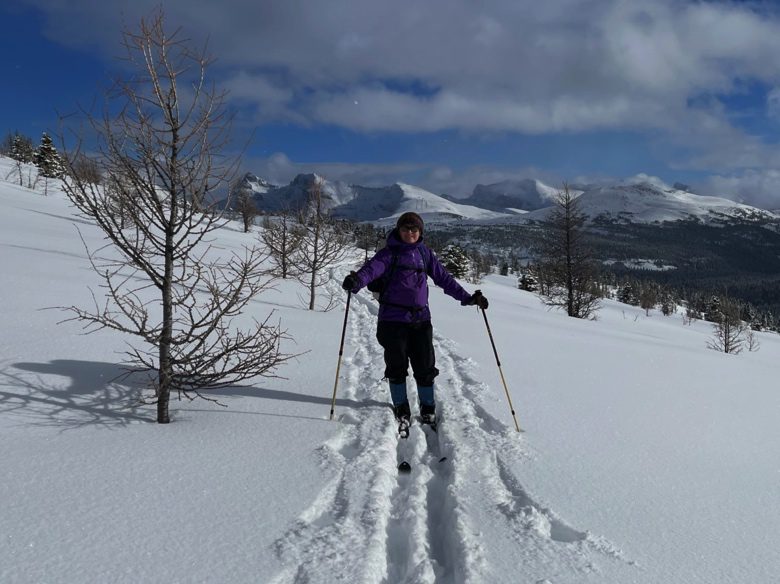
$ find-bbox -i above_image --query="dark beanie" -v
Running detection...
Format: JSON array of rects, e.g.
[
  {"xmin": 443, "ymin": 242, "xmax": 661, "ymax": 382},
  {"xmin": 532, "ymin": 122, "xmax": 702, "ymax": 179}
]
[{"xmin": 396, "ymin": 211, "xmax": 424, "ymax": 234}]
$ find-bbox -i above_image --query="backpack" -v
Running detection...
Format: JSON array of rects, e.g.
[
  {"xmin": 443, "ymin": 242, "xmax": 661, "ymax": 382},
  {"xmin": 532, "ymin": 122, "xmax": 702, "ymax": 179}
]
[{"xmin": 366, "ymin": 249, "xmax": 429, "ymax": 302}]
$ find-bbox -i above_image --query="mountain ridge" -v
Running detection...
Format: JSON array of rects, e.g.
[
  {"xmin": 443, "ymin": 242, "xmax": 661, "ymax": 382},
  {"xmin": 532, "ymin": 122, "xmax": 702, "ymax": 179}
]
[{"xmin": 229, "ymin": 171, "xmax": 779, "ymax": 227}]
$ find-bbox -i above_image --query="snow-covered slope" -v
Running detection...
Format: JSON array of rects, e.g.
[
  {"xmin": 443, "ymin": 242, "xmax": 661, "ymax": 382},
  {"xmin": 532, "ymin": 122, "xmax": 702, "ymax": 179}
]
[
  {"xmin": 5, "ymin": 155, "xmax": 780, "ymax": 582},
  {"xmin": 365, "ymin": 182, "xmax": 509, "ymax": 224}
]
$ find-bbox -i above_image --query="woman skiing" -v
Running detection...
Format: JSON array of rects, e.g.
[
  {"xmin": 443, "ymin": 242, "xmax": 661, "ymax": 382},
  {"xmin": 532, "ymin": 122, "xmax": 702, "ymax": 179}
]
[{"xmin": 341, "ymin": 211, "xmax": 488, "ymax": 430}]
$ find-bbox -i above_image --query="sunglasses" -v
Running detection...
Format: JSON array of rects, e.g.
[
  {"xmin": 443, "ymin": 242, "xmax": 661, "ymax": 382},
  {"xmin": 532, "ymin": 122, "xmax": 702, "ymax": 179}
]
[{"xmin": 400, "ymin": 225, "xmax": 420, "ymax": 233}]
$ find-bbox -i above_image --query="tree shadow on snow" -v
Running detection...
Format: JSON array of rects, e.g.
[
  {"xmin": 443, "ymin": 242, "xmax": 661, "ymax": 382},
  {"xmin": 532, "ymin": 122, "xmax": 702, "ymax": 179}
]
[
  {"xmin": 1, "ymin": 359, "xmax": 151, "ymax": 430},
  {"xmin": 1, "ymin": 360, "xmax": 387, "ymax": 429},
  {"xmin": 209, "ymin": 385, "xmax": 388, "ymax": 416}
]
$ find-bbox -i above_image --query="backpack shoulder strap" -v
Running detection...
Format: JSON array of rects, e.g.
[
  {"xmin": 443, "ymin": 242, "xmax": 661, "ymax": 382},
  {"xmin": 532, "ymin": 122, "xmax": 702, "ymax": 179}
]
[{"xmin": 377, "ymin": 251, "xmax": 400, "ymax": 303}]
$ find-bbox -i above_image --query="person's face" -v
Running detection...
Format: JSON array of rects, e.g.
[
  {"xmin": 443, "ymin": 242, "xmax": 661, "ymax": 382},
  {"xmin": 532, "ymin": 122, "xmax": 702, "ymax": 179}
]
[{"xmin": 399, "ymin": 225, "xmax": 421, "ymax": 244}]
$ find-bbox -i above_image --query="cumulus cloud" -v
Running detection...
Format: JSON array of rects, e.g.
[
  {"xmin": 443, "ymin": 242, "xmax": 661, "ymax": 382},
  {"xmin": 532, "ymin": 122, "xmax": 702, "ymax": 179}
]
[
  {"xmin": 242, "ymin": 152, "xmax": 429, "ymax": 190},
  {"xmin": 23, "ymin": 0, "xmax": 780, "ymax": 132},
  {"xmin": 18, "ymin": 0, "xmax": 780, "ymax": 200}
]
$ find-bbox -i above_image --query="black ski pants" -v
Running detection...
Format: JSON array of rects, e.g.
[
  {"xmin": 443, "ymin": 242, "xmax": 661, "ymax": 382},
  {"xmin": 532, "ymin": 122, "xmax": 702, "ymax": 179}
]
[{"xmin": 376, "ymin": 320, "xmax": 439, "ymax": 386}]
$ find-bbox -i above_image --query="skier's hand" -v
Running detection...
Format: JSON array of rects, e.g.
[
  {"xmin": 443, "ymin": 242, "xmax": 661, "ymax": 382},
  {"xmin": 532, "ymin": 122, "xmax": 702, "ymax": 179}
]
[
  {"xmin": 463, "ymin": 290, "xmax": 489, "ymax": 310},
  {"xmin": 342, "ymin": 271, "xmax": 358, "ymax": 292}
]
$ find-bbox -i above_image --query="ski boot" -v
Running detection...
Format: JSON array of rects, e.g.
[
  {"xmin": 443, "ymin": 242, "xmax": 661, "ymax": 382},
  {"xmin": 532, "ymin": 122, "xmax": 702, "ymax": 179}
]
[
  {"xmin": 420, "ymin": 403, "xmax": 437, "ymax": 430},
  {"xmin": 393, "ymin": 402, "xmax": 411, "ymax": 439}
]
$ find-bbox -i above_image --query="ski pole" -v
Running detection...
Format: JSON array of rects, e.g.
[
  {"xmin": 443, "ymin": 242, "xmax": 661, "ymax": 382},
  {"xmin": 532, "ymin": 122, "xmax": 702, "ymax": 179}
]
[
  {"xmin": 479, "ymin": 306, "xmax": 523, "ymax": 433},
  {"xmin": 329, "ymin": 290, "xmax": 352, "ymax": 420}
]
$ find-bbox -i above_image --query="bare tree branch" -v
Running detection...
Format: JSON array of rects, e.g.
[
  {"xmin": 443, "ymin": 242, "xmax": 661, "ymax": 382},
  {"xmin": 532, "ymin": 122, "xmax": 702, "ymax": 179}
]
[{"xmin": 59, "ymin": 9, "xmax": 293, "ymax": 423}]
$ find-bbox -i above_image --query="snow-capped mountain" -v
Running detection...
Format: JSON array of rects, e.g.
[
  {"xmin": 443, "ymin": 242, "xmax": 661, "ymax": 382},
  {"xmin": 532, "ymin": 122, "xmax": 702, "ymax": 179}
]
[
  {"xmin": 230, "ymin": 173, "xmax": 509, "ymax": 223},
  {"xmin": 233, "ymin": 173, "xmax": 358, "ymax": 212},
  {"xmin": 459, "ymin": 178, "xmax": 566, "ymax": 213},
  {"xmin": 236, "ymin": 173, "xmax": 274, "ymax": 195},
  {"xmin": 521, "ymin": 180, "xmax": 778, "ymax": 225},
  {"xmin": 231, "ymin": 171, "xmax": 777, "ymax": 227},
  {"xmin": 339, "ymin": 182, "xmax": 508, "ymax": 224}
]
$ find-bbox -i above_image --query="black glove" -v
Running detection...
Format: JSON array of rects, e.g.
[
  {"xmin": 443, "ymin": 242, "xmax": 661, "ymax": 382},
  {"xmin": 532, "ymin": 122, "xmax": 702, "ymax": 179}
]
[
  {"xmin": 342, "ymin": 271, "xmax": 358, "ymax": 292},
  {"xmin": 463, "ymin": 290, "xmax": 489, "ymax": 310}
]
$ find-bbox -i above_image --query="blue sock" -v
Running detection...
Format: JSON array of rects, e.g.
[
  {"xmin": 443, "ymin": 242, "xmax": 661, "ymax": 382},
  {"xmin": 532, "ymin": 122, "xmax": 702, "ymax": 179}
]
[
  {"xmin": 417, "ymin": 385, "xmax": 434, "ymax": 407},
  {"xmin": 389, "ymin": 381, "xmax": 408, "ymax": 405}
]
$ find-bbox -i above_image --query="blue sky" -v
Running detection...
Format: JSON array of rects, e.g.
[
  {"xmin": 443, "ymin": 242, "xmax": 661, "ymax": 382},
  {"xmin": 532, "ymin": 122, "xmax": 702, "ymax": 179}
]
[{"xmin": 3, "ymin": 1, "xmax": 780, "ymax": 206}]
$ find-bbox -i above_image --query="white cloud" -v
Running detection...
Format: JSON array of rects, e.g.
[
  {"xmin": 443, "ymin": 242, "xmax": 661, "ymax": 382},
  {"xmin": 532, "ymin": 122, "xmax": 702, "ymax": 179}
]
[
  {"xmin": 19, "ymin": 0, "xmax": 780, "ymax": 184},
  {"xmin": 700, "ymin": 169, "xmax": 780, "ymax": 209},
  {"xmin": 242, "ymin": 152, "xmax": 428, "ymax": 190},
  {"xmin": 768, "ymin": 88, "xmax": 780, "ymax": 121},
  {"xmin": 25, "ymin": 1, "xmax": 780, "ymax": 129}
]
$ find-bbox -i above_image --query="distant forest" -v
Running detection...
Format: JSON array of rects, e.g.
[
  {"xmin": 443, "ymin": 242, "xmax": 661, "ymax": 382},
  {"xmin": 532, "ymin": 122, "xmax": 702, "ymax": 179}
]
[{"xmin": 429, "ymin": 219, "xmax": 780, "ymax": 317}]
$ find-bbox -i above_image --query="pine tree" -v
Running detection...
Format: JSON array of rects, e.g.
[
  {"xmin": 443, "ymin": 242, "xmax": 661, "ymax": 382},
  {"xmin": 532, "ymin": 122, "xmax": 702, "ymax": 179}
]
[
  {"xmin": 33, "ymin": 132, "xmax": 65, "ymax": 178},
  {"xmin": 618, "ymin": 282, "xmax": 635, "ymax": 305},
  {"xmin": 10, "ymin": 133, "xmax": 34, "ymax": 163},
  {"xmin": 518, "ymin": 272, "xmax": 538, "ymax": 292},
  {"xmin": 660, "ymin": 288, "xmax": 676, "ymax": 316},
  {"xmin": 704, "ymin": 295, "xmax": 722, "ymax": 323},
  {"xmin": 439, "ymin": 244, "xmax": 470, "ymax": 279}
]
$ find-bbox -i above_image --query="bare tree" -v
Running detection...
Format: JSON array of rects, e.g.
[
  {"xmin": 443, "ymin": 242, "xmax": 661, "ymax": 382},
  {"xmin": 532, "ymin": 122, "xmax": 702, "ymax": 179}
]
[
  {"xmin": 536, "ymin": 183, "xmax": 600, "ymax": 318},
  {"xmin": 292, "ymin": 178, "xmax": 352, "ymax": 310},
  {"xmin": 746, "ymin": 328, "xmax": 760, "ymax": 352},
  {"xmin": 261, "ymin": 209, "xmax": 303, "ymax": 279},
  {"xmin": 5, "ymin": 159, "xmax": 26, "ymax": 187},
  {"xmin": 60, "ymin": 10, "xmax": 291, "ymax": 423},
  {"xmin": 707, "ymin": 299, "xmax": 746, "ymax": 355},
  {"xmin": 354, "ymin": 222, "xmax": 379, "ymax": 262},
  {"xmin": 69, "ymin": 152, "xmax": 103, "ymax": 185},
  {"xmin": 640, "ymin": 284, "xmax": 658, "ymax": 316},
  {"xmin": 232, "ymin": 179, "xmax": 258, "ymax": 233}
]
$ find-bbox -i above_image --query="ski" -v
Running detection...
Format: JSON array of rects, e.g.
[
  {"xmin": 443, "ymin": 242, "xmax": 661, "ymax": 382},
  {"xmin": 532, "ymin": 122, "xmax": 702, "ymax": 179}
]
[
  {"xmin": 420, "ymin": 416, "xmax": 447, "ymax": 463},
  {"xmin": 396, "ymin": 413, "xmax": 446, "ymax": 474},
  {"xmin": 397, "ymin": 417, "xmax": 412, "ymax": 473}
]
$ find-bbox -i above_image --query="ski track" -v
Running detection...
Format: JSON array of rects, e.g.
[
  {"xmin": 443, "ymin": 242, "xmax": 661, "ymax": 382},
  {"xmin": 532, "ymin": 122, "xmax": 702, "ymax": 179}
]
[{"xmin": 270, "ymin": 284, "xmax": 635, "ymax": 583}]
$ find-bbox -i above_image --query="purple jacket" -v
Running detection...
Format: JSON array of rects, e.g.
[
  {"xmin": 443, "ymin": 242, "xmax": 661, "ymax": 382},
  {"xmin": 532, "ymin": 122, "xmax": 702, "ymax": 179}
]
[{"xmin": 352, "ymin": 230, "xmax": 472, "ymax": 323}]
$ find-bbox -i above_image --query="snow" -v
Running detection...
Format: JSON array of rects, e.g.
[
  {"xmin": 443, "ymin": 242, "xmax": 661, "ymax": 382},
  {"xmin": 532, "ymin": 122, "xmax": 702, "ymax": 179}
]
[
  {"xmin": 603, "ymin": 259, "xmax": 677, "ymax": 271},
  {"xmin": 523, "ymin": 181, "xmax": 778, "ymax": 225},
  {"xmin": 2, "ymin": 155, "xmax": 780, "ymax": 583},
  {"xmin": 387, "ymin": 182, "xmax": 508, "ymax": 222},
  {"xmin": 462, "ymin": 179, "xmax": 567, "ymax": 213}
]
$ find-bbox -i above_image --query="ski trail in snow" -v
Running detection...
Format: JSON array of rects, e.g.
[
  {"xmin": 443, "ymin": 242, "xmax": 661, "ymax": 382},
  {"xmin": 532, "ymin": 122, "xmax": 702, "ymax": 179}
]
[
  {"xmin": 270, "ymin": 286, "xmax": 634, "ymax": 583},
  {"xmin": 432, "ymin": 331, "xmax": 635, "ymax": 581}
]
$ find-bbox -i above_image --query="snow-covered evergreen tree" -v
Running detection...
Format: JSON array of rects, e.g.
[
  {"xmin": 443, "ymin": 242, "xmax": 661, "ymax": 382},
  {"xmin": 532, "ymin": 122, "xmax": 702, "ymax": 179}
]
[
  {"xmin": 439, "ymin": 244, "xmax": 470, "ymax": 279},
  {"xmin": 704, "ymin": 295, "xmax": 722, "ymax": 323},
  {"xmin": 618, "ymin": 282, "xmax": 635, "ymax": 305},
  {"xmin": 518, "ymin": 272, "xmax": 538, "ymax": 292},
  {"xmin": 660, "ymin": 288, "xmax": 676, "ymax": 316},
  {"xmin": 10, "ymin": 133, "xmax": 34, "ymax": 163},
  {"xmin": 33, "ymin": 132, "xmax": 65, "ymax": 178}
]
